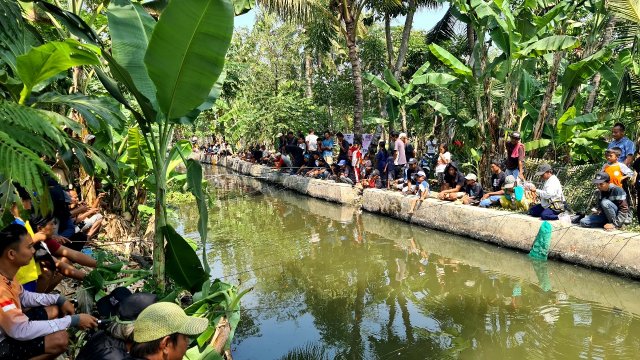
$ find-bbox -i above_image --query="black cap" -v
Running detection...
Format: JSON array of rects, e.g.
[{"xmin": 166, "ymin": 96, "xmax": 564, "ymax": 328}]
[
  {"xmin": 535, "ymin": 163, "xmax": 552, "ymax": 176},
  {"xmin": 117, "ymin": 292, "xmax": 157, "ymax": 321},
  {"xmin": 97, "ymin": 287, "xmax": 132, "ymax": 318},
  {"xmin": 29, "ymin": 214, "xmax": 54, "ymax": 229},
  {"xmin": 592, "ymin": 171, "xmax": 610, "ymax": 184}
]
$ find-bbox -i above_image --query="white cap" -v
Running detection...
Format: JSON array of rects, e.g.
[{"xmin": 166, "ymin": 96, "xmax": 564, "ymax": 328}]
[
  {"xmin": 399, "ymin": 132, "xmax": 407, "ymax": 139},
  {"xmin": 465, "ymin": 173, "xmax": 477, "ymax": 181}
]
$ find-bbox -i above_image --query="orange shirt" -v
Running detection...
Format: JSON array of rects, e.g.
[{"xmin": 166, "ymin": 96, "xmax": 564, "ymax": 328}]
[{"xmin": 603, "ymin": 162, "xmax": 626, "ymax": 187}]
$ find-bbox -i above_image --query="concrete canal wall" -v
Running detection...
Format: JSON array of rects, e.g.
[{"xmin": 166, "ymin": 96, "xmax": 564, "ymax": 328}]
[{"xmin": 218, "ymin": 157, "xmax": 640, "ymax": 280}]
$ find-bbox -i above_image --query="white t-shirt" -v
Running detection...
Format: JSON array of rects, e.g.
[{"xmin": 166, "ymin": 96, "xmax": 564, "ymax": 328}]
[
  {"xmin": 306, "ymin": 134, "xmax": 318, "ymax": 151},
  {"xmin": 426, "ymin": 139, "xmax": 438, "ymax": 155},
  {"xmin": 435, "ymin": 152, "xmax": 451, "ymax": 173}
]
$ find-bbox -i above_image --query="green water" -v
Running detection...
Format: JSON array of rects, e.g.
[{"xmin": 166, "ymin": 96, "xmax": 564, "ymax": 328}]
[{"xmin": 172, "ymin": 167, "xmax": 640, "ymax": 360}]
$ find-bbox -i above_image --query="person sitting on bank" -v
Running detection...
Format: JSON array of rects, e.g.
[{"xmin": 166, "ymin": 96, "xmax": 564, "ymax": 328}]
[
  {"xmin": 30, "ymin": 215, "xmax": 97, "ymax": 282},
  {"xmin": 408, "ymin": 171, "xmax": 430, "ymax": 214},
  {"xmin": 76, "ymin": 292, "xmax": 157, "ymax": 360},
  {"xmin": 602, "ymin": 147, "xmax": 633, "ymax": 188},
  {"xmin": 361, "ymin": 170, "xmax": 383, "ymax": 189},
  {"xmin": 0, "ymin": 224, "xmax": 98, "ymax": 360},
  {"xmin": 336, "ymin": 160, "xmax": 355, "ymax": 185},
  {"xmin": 385, "ymin": 150, "xmax": 397, "ymax": 189},
  {"xmin": 129, "ymin": 302, "xmax": 208, "ymax": 360},
  {"xmin": 499, "ymin": 175, "xmax": 530, "ymax": 211},
  {"xmin": 69, "ymin": 189, "xmax": 104, "ymax": 240},
  {"xmin": 461, "ymin": 173, "xmax": 484, "ymax": 205},
  {"xmin": 438, "ymin": 162, "xmax": 465, "ymax": 201},
  {"xmin": 580, "ymin": 172, "xmax": 632, "ymax": 230},
  {"xmin": 528, "ymin": 163, "xmax": 565, "ymax": 220},
  {"xmin": 479, "ymin": 159, "xmax": 507, "ymax": 208}
]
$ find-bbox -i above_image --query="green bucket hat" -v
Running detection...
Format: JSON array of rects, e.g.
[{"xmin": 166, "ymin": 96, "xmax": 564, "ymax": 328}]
[{"xmin": 133, "ymin": 302, "xmax": 209, "ymax": 343}]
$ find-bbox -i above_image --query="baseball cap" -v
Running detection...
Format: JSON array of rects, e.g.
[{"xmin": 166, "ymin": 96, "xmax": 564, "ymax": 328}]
[
  {"xmin": 510, "ymin": 131, "xmax": 521, "ymax": 139},
  {"xmin": 592, "ymin": 171, "xmax": 610, "ymax": 184},
  {"xmin": 84, "ymin": 134, "xmax": 96, "ymax": 142},
  {"xmin": 133, "ymin": 302, "xmax": 209, "ymax": 343},
  {"xmin": 417, "ymin": 171, "xmax": 426, "ymax": 177},
  {"xmin": 408, "ymin": 158, "xmax": 417, "ymax": 164},
  {"xmin": 338, "ymin": 160, "xmax": 347, "ymax": 166},
  {"xmin": 503, "ymin": 175, "xmax": 516, "ymax": 189},
  {"xmin": 29, "ymin": 213, "xmax": 54, "ymax": 228},
  {"xmin": 534, "ymin": 163, "xmax": 552, "ymax": 176},
  {"xmin": 117, "ymin": 292, "xmax": 157, "ymax": 322},
  {"xmin": 399, "ymin": 132, "xmax": 407, "ymax": 139},
  {"xmin": 465, "ymin": 173, "xmax": 477, "ymax": 181},
  {"xmin": 97, "ymin": 287, "xmax": 132, "ymax": 318}
]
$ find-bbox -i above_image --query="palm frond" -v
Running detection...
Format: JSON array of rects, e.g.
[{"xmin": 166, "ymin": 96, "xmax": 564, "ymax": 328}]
[
  {"xmin": 257, "ymin": 0, "xmax": 319, "ymax": 23},
  {"xmin": 426, "ymin": 8, "xmax": 457, "ymax": 44},
  {"xmin": 0, "ymin": 101, "xmax": 67, "ymax": 147},
  {"xmin": 0, "ymin": 131, "xmax": 54, "ymax": 214},
  {"xmin": 608, "ymin": 0, "xmax": 640, "ymax": 24},
  {"xmin": 35, "ymin": 92, "xmax": 127, "ymax": 132}
]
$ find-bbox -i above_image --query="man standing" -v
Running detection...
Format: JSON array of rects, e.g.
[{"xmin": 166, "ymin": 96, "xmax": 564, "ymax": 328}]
[
  {"xmin": 528, "ymin": 163, "xmax": 565, "ymax": 220},
  {"xmin": 505, "ymin": 131, "xmax": 525, "ymax": 180},
  {"xmin": 395, "ymin": 132, "xmax": 407, "ymax": 168},
  {"xmin": 608, "ymin": 123, "xmax": 635, "ymax": 166},
  {"xmin": 305, "ymin": 129, "xmax": 318, "ymax": 152},
  {"xmin": 336, "ymin": 132, "xmax": 350, "ymax": 162},
  {"xmin": 0, "ymin": 224, "xmax": 97, "ymax": 359},
  {"xmin": 580, "ymin": 172, "xmax": 632, "ymax": 230},
  {"xmin": 321, "ymin": 132, "xmax": 334, "ymax": 165}
]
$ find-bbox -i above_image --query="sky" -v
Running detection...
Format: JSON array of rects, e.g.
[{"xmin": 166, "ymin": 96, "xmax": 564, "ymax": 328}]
[{"xmin": 234, "ymin": 5, "xmax": 450, "ymax": 32}]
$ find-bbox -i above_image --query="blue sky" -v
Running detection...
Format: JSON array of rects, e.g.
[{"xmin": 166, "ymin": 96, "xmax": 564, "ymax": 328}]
[{"xmin": 234, "ymin": 5, "xmax": 450, "ymax": 32}]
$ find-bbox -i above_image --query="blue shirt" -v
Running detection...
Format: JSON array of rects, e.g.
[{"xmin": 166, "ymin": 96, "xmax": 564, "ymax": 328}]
[
  {"xmin": 375, "ymin": 150, "xmax": 387, "ymax": 172},
  {"xmin": 418, "ymin": 180, "xmax": 429, "ymax": 195},
  {"xmin": 322, "ymin": 139, "xmax": 334, "ymax": 157},
  {"xmin": 608, "ymin": 137, "xmax": 635, "ymax": 160}
]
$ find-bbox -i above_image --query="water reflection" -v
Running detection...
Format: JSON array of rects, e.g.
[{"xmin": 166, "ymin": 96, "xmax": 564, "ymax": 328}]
[{"xmin": 171, "ymin": 168, "xmax": 640, "ymax": 359}]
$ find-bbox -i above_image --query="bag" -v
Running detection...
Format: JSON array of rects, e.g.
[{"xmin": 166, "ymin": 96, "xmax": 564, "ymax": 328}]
[{"xmin": 549, "ymin": 200, "xmax": 566, "ymax": 214}]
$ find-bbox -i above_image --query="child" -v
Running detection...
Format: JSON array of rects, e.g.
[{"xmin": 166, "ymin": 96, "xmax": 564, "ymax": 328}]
[
  {"xmin": 499, "ymin": 175, "xmax": 530, "ymax": 211},
  {"xmin": 435, "ymin": 144, "xmax": 451, "ymax": 184},
  {"xmin": 602, "ymin": 147, "xmax": 633, "ymax": 187},
  {"xmin": 461, "ymin": 173, "xmax": 484, "ymax": 205},
  {"xmin": 351, "ymin": 142, "xmax": 363, "ymax": 182},
  {"xmin": 408, "ymin": 171, "xmax": 430, "ymax": 214}
]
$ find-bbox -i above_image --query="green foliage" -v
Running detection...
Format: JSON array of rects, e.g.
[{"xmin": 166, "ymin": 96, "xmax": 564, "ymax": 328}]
[
  {"xmin": 163, "ymin": 225, "xmax": 209, "ymax": 293},
  {"xmin": 144, "ymin": 0, "xmax": 234, "ymax": 121},
  {"xmin": 185, "ymin": 159, "xmax": 210, "ymax": 273},
  {"xmin": 16, "ymin": 39, "xmax": 101, "ymax": 103}
]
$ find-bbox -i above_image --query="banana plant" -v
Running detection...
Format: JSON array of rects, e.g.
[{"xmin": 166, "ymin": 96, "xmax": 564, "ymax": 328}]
[
  {"xmin": 364, "ymin": 62, "xmax": 456, "ymax": 132},
  {"xmin": 0, "ymin": 0, "xmax": 120, "ymax": 214}
]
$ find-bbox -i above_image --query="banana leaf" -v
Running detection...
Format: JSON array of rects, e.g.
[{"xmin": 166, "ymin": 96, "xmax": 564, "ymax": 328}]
[{"xmin": 163, "ymin": 225, "xmax": 209, "ymax": 293}]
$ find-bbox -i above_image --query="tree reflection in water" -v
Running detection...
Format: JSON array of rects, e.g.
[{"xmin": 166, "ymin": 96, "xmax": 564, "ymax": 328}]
[{"xmin": 171, "ymin": 168, "xmax": 640, "ymax": 359}]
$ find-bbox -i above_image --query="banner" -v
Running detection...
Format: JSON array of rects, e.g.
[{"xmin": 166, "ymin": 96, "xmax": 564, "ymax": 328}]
[
  {"xmin": 344, "ymin": 133, "xmax": 355, "ymax": 145},
  {"xmin": 362, "ymin": 134, "xmax": 374, "ymax": 150}
]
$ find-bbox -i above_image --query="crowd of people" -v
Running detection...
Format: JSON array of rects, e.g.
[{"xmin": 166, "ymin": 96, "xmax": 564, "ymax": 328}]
[{"xmin": 237, "ymin": 123, "xmax": 640, "ymax": 231}]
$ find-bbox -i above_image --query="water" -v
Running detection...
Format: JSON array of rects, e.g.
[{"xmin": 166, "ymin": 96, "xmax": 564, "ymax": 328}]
[{"xmin": 171, "ymin": 167, "xmax": 640, "ymax": 359}]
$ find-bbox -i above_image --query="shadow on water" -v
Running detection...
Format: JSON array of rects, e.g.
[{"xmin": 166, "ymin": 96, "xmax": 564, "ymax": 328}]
[{"xmin": 170, "ymin": 166, "xmax": 640, "ymax": 360}]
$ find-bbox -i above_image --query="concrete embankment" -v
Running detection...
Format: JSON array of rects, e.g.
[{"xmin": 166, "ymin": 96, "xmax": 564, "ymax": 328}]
[{"xmin": 218, "ymin": 157, "xmax": 640, "ymax": 280}]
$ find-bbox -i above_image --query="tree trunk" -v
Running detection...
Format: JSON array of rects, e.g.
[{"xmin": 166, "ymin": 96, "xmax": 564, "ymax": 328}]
[
  {"xmin": 344, "ymin": 14, "xmax": 364, "ymax": 139},
  {"xmin": 533, "ymin": 51, "xmax": 563, "ymax": 141},
  {"xmin": 393, "ymin": 0, "xmax": 416, "ymax": 79},
  {"xmin": 153, "ymin": 168, "xmax": 167, "ymax": 292},
  {"xmin": 400, "ymin": 106, "xmax": 407, "ymax": 133},
  {"xmin": 384, "ymin": 13, "xmax": 394, "ymax": 69},
  {"xmin": 584, "ymin": 16, "xmax": 616, "ymax": 114},
  {"xmin": 304, "ymin": 51, "xmax": 313, "ymax": 98}
]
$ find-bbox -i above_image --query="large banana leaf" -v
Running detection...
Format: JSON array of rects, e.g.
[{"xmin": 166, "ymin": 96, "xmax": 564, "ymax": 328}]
[
  {"xmin": 517, "ymin": 35, "xmax": 579, "ymax": 58},
  {"xmin": 36, "ymin": 93, "xmax": 126, "ymax": 132},
  {"xmin": 383, "ymin": 69, "xmax": 402, "ymax": 92},
  {"xmin": 561, "ymin": 48, "xmax": 613, "ymax": 95},
  {"xmin": 144, "ymin": 0, "xmax": 234, "ymax": 121},
  {"xmin": 16, "ymin": 39, "xmax": 101, "ymax": 101},
  {"xmin": 176, "ymin": 72, "xmax": 226, "ymax": 125},
  {"xmin": 364, "ymin": 72, "xmax": 392, "ymax": 93},
  {"xmin": 163, "ymin": 224, "xmax": 209, "ymax": 293},
  {"xmin": 413, "ymin": 72, "xmax": 458, "ymax": 86},
  {"xmin": 107, "ymin": 0, "xmax": 158, "ymax": 107},
  {"xmin": 427, "ymin": 100, "xmax": 451, "ymax": 115},
  {"xmin": 186, "ymin": 159, "xmax": 209, "ymax": 273},
  {"xmin": 126, "ymin": 127, "xmax": 149, "ymax": 177},
  {"xmin": 428, "ymin": 44, "xmax": 472, "ymax": 78}
]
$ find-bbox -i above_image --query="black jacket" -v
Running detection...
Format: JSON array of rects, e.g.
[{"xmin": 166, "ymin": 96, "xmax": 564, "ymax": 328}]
[{"xmin": 76, "ymin": 331, "xmax": 129, "ymax": 360}]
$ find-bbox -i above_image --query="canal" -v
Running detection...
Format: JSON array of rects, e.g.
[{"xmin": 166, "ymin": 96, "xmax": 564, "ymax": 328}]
[{"xmin": 172, "ymin": 167, "xmax": 640, "ymax": 359}]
